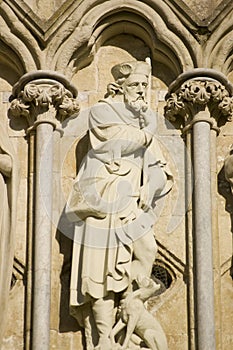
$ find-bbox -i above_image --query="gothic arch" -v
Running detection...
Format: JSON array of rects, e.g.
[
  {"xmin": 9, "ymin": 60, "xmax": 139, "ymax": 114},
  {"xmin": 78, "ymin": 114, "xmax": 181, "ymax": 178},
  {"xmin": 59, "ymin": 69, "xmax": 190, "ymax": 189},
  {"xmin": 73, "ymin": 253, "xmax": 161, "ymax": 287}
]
[
  {"xmin": 51, "ymin": 0, "xmax": 198, "ymax": 79},
  {"xmin": 0, "ymin": 41, "xmax": 24, "ymax": 85},
  {"xmin": 203, "ymin": 7, "xmax": 233, "ymax": 74},
  {"xmin": 2, "ymin": 0, "xmax": 233, "ymax": 79},
  {"xmin": 0, "ymin": 3, "xmax": 41, "ymax": 78}
]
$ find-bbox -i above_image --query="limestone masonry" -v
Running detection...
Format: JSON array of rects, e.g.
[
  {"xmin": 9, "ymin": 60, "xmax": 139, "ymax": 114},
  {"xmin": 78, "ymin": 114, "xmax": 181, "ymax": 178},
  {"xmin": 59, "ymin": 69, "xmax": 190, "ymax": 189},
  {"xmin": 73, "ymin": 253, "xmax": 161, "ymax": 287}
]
[{"xmin": 0, "ymin": 1, "xmax": 232, "ymax": 349}]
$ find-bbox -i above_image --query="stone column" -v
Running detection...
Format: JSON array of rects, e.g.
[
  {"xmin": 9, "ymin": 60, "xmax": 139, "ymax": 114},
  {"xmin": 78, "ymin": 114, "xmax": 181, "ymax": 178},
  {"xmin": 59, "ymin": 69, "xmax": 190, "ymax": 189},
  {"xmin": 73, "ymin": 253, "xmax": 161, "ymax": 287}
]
[
  {"xmin": 165, "ymin": 69, "xmax": 233, "ymax": 350},
  {"xmin": 9, "ymin": 71, "xmax": 79, "ymax": 350}
]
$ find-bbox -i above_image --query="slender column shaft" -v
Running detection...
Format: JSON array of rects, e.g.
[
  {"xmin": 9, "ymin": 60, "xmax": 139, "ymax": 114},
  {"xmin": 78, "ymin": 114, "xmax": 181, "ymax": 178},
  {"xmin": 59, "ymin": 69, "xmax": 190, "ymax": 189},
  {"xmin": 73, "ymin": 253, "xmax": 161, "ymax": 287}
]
[
  {"xmin": 25, "ymin": 131, "xmax": 35, "ymax": 350},
  {"xmin": 32, "ymin": 122, "xmax": 54, "ymax": 350},
  {"xmin": 210, "ymin": 130, "xmax": 222, "ymax": 349},
  {"xmin": 193, "ymin": 117, "xmax": 216, "ymax": 350},
  {"xmin": 185, "ymin": 131, "xmax": 195, "ymax": 350}
]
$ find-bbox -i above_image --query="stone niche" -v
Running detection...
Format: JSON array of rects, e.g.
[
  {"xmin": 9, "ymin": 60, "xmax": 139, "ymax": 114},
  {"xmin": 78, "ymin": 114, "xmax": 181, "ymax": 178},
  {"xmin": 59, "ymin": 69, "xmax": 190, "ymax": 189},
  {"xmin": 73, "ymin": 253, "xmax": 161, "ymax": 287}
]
[
  {"xmin": 57, "ymin": 34, "xmax": 188, "ymax": 349},
  {"xmin": 0, "ymin": 32, "xmax": 192, "ymax": 350}
]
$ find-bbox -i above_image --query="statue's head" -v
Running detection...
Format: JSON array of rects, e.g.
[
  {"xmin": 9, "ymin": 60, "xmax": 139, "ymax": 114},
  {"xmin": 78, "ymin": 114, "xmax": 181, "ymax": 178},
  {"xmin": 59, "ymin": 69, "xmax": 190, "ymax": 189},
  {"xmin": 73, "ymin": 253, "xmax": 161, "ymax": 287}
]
[{"xmin": 107, "ymin": 61, "xmax": 151, "ymax": 113}]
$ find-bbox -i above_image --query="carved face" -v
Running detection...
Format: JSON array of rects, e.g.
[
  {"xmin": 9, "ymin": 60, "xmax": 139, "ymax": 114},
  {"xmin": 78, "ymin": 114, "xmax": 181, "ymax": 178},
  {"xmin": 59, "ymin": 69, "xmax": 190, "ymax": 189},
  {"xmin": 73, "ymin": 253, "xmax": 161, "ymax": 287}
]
[{"xmin": 122, "ymin": 73, "xmax": 148, "ymax": 112}]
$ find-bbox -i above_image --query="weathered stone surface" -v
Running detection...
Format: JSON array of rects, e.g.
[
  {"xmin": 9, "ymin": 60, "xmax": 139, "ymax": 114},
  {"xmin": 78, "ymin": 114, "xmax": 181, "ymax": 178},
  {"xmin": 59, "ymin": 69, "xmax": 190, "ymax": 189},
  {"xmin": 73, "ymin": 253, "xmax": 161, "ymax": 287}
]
[
  {"xmin": 0, "ymin": 1, "xmax": 232, "ymax": 349},
  {"xmin": 24, "ymin": 0, "xmax": 68, "ymax": 20}
]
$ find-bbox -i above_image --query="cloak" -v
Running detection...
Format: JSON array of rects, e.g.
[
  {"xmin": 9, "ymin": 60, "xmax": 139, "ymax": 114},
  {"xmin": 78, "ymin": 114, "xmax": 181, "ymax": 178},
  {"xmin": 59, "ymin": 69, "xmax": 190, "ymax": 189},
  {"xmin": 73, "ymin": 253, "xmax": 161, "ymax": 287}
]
[{"xmin": 66, "ymin": 98, "xmax": 173, "ymax": 305}]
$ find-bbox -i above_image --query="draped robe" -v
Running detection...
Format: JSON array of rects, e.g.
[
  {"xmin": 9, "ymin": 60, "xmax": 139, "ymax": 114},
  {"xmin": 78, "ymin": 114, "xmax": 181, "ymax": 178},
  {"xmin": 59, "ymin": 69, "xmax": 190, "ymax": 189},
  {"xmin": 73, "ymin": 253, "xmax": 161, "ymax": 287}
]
[{"xmin": 66, "ymin": 98, "xmax": 173, "ymax": 306}]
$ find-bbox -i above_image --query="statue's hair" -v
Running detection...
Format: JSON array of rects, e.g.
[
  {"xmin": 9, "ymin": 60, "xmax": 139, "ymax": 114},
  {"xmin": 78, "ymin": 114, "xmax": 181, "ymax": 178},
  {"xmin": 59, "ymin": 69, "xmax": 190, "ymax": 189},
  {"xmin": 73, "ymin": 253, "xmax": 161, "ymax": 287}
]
[{"xmin": 105, "ymin": 81, "xmax": 124, "ymax": 97}]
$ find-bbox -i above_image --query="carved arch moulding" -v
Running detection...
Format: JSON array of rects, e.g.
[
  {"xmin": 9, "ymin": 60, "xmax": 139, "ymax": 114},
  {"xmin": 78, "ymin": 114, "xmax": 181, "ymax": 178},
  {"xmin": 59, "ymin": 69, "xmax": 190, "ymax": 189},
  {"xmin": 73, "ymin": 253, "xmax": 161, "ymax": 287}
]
[
  {"xmin": 1, "ymin": 0, "xmax": 233, "ymax": 79},
  {"xmin": 0, "ymin": 0, "xmax": 208, "ymax": 78},
  {"xmin": 51, "ymin": 0, "xmax": 197, "ymax": 77}
]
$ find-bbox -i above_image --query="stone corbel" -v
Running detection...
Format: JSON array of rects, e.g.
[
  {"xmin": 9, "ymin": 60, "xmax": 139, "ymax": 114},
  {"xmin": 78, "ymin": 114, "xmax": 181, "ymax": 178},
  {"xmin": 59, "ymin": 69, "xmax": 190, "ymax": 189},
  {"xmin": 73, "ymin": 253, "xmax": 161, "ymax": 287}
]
[
  {"xmin": 165, "ymin": 69, "xmax": 233, "ymax": 350},
  {"xmin": 9, "ymin": 71, "xmax": 79, "ymax": 350}
]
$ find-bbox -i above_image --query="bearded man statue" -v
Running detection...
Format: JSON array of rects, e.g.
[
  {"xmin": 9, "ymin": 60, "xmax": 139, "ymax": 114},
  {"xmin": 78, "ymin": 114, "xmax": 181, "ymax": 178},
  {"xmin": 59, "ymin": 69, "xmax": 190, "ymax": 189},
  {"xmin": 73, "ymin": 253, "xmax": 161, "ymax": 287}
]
[{"xmin": 66, "ymin": 61, "xmax": 173, "ymax": 350}]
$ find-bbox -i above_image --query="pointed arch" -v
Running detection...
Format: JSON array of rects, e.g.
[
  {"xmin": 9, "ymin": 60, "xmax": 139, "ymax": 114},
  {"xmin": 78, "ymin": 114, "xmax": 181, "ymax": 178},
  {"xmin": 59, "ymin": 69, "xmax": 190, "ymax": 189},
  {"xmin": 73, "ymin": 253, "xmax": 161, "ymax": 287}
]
[
  {"xmin": 204, "ymin": 8, "xmax": 233, "ymax": 74},
  {"xmin": 0, "ymin": 2, "xmax": 42, "ymax": 80},
  {"xmin": 51, "ymin": 0, "xmax": 198, "ymax": 79}
]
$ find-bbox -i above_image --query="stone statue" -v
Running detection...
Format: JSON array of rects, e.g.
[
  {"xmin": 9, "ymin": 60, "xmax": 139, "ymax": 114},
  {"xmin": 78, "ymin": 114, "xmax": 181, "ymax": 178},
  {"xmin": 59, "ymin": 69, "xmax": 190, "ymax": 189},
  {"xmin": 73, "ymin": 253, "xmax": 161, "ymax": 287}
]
[
  {"xmin": 65, "ymin": 61, "xmax": 173, "ymax": 349},
  {"xmin": 224, "ymin": 144, "xmax": 233, "ymax": 191},
  {"xmin": 0, "ymin": 121, "xmax": 19, "ymax": 345},
  {"xmin": 111, "ymin": 276, "xmax": 168, "ymax": 350}
]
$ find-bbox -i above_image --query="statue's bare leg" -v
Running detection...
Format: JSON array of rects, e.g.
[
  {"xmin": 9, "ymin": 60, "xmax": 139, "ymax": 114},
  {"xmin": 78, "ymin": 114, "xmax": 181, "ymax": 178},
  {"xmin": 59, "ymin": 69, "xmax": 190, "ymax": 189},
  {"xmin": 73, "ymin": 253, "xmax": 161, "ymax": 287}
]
[
  {"xmin": 131, "ymin": 229, "xmax": 157, "ymax": 282},
  {"xmin": 91, "ymin": 292, "xmax": 115, "ymax": 350}
]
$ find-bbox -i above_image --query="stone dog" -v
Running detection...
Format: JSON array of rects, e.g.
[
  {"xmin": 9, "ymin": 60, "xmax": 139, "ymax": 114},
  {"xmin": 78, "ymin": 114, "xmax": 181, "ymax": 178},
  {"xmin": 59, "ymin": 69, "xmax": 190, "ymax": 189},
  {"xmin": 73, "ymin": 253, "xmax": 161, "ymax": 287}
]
[{"xmin": 111, "ymin": 277, "xmax": 168, "ymax": 350}]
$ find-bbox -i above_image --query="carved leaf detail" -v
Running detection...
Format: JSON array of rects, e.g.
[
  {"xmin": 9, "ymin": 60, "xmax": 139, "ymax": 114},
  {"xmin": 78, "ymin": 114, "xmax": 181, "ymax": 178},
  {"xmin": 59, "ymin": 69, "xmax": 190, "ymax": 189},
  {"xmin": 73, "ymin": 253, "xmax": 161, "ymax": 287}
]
[
  {"xmin": 180, "ymin": 81, "xmax": 211, "ymax": 104},
  {"xmin": 164, "ymin": 93, "xmax": 185, "ymax": 121},
  {"xmin": 218, "ymin": 96, "xmax": 233, "ymax": 121},
  {"xmin": 9, "ymin": 82, "xmax": 80, "ymax": 126},
  {"xmin": 49, "ymin": 83, "xmax": 80, "ymax": 121},
  {"xmin": 10, "ymin": 98, "xmax": 30, "ymax": 118},
  {"xmin": 58, "ymin": 96, "xmax": 80, "ymax": 122},
  {"xmin": 36, "ymin": 89, "xmax": 51, "ymax": 107},
  {"xmin": 50, "ymin": 84, "xmax": 67, "ymax": 104},
  {"xmin": 165, "ymin": 79, "xmax": 233, "ymax": 123},
  {"xmin": 205, "ymin": 81, "xmax": 229, "ymax": 102},
  {"xmin": 22, "ymin": 84, "xmax": 41, "ymax": 102}
]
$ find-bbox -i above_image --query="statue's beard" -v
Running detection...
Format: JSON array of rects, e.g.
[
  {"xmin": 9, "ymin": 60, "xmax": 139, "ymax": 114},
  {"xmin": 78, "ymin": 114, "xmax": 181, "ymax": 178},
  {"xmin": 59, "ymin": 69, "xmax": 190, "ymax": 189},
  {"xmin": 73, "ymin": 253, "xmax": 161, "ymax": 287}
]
[{"xmin": 125, "ymin": 97, "xmax": 148, "ymax": 114}]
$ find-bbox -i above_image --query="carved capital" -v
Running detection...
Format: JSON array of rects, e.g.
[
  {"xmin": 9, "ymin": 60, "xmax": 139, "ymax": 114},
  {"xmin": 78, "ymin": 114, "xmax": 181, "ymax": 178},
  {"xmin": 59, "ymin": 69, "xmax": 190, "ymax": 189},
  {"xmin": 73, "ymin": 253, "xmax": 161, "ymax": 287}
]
[
  {"xmin": 165, "ymin": 69, "xmax": 233, "ymax": 132},
  {"xmin": 9, "ymin": 71, "xmax": 79, "ymax": 129}
]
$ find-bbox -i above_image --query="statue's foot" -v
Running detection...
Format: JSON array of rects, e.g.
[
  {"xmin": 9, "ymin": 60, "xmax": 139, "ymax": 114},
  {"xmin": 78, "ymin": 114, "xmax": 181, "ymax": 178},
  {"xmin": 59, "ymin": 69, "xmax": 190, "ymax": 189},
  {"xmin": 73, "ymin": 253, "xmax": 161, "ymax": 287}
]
[{"xmin": 112, "ymin": 344, "xmax": 125, "ymax": 350}]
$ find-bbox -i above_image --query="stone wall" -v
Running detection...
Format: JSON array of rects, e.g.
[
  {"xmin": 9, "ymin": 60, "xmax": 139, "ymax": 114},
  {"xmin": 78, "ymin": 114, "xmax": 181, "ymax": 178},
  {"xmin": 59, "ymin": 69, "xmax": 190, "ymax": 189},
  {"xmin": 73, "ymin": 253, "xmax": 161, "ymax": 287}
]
[{"xmin": 0, "ymin": 1, "xmax": 232, "ymax": 349}]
